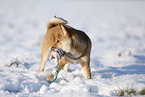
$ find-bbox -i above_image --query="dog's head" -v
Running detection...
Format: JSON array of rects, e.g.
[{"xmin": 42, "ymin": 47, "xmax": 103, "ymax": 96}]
[{"xmin": 50, "ymin": 24, "xmax": 72, "ymax": 53}]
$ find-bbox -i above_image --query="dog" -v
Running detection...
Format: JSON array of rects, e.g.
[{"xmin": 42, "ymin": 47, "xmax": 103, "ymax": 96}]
[{"xmin": 39, "ymin": 16, "xmax": 92, "ymax": 81}]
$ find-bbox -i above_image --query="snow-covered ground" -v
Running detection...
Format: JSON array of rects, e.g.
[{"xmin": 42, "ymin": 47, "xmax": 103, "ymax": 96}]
[{"xmin": 0, "ymin": 0, "xmax": 145, "ymax": 97}]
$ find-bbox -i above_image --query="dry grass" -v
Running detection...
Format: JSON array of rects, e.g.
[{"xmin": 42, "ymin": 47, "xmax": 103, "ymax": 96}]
[
  {"xmin": 115, "ymin": 87, "xmax": 145, "ymax": 97},
  {"xmin": 8, "ymin": 58, "xmax": 21, "ymax": 67},
  {"xmin": 139, "ymin": 88, "xmax": 145, "ymax": 95}
]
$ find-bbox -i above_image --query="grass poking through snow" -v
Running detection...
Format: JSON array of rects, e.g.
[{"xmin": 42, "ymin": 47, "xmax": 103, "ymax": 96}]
[{"xmin": 115, "ymin": 87, "xmax": 145, "ymax": 96}]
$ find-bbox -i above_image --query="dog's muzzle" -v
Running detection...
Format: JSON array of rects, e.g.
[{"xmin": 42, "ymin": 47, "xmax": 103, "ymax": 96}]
[{"xmin": 50, "ymin": 49, "xmax": 65, "ymax": 63}]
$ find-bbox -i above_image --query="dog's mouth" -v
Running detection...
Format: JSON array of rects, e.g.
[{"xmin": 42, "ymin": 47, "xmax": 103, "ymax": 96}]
[
  {"xmin": 50, "ymin": 49, "xmax": 66, "ymax": 63},
  {"xmin": 51, "ymin": 48, "xmax": 66, "ymax": 56}
]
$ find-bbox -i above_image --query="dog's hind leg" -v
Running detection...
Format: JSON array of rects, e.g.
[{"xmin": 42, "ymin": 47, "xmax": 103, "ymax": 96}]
[
  {"xmin": 39, "ymin": 32, "xmax": 54, "ymax": 72},
  {"xmin": 39, "ymin": 51, "xmax": 50, "ymax": 72},
  {"xmin": 39, "ymin": 39, "xmax": 51, "ymax": 72}
]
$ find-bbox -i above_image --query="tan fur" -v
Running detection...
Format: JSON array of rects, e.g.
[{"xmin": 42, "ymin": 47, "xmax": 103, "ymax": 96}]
[{"xmin": 39, "ymin": 17, "xmax": 92, "ymax": 81}]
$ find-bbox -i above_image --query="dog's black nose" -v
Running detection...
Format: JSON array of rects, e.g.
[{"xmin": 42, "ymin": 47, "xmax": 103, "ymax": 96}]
[{"xmin": 49, "ymin": 47, "xmax": 55, "ymax": 51}]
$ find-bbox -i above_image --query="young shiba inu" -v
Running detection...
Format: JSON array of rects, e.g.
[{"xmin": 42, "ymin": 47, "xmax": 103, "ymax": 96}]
[{"xmin": 39, "ymin": 16, "xmax": 92, "ymax": 81}]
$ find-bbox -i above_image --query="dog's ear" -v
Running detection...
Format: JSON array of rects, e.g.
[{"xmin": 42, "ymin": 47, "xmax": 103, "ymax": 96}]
[{"xmin": 59, "ymin": 24, "xmax": 68, "ymax": 35}]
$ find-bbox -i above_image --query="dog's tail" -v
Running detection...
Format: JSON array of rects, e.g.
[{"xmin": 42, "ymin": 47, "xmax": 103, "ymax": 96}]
[{"xmin": 47, "ymin": 16, "xmax": 68, "ymax": 29}]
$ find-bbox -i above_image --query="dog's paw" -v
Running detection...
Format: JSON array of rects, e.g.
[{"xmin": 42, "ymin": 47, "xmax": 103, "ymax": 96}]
[
  {"xmin": 46, "ymin": 73, "xmax": 54, "ymax": 83},
  {"xmin": 39, "ymin": 68, "xmax": 44, "ymax": 72}
]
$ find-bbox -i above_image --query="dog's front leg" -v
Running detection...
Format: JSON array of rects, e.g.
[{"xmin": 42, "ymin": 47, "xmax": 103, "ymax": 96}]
[
  {"xmin": 47, "ymin": 57, "xmax": 68, "ymax": 82},
  {"xmin": 81, "ymin": 62, "xmax": 91, "ymax": 79},
  {"xmin": 80, "ymin": 57, "xmax": 91, "ymax": 79}
]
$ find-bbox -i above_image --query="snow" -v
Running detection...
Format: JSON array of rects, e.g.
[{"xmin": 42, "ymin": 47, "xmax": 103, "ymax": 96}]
[{"xmin": 0, "ymin": 0, "xmax": 145, "ymax": 97}]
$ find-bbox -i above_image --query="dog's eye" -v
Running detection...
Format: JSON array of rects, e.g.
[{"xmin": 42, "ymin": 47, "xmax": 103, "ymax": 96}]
[{"xmin": 57, "ymin": 40, "xmax": 59, "ymax": 43}]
